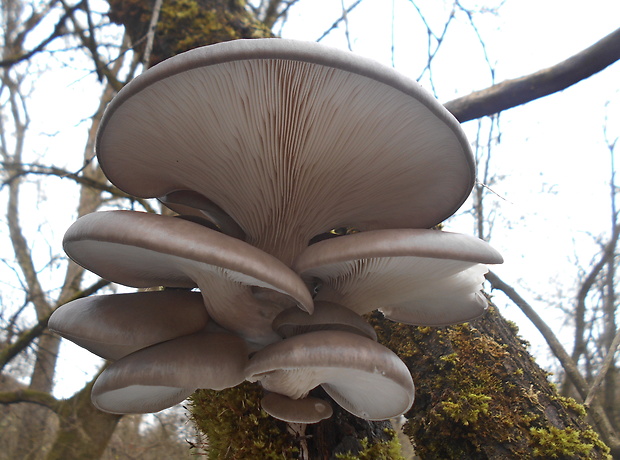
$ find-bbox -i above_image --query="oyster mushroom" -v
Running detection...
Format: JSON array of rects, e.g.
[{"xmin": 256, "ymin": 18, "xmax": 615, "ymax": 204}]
[
  {"xmin": 260, "ymin": 392, "xmax": 333, "ymax": 424},
  {"xmin": 96, "ymin": 38, "xmax": 475, "ymax": 263},
  {"xmin": 49, "ymin": 290, "xmax": 208, "ymax": 360},
  {"xmin": 293, "ymin": 229, "xmax": 503, "ymax": 326},
  {"xmin": 246, "ymin": 330, "xmax": 414, "ymax": 421},
  {"xmin": 64, "ymin": 210, "xmax": 313, "ymax": 345},
  {"xmin": 272, "ymin": 300, "xmax": 377, "ymax": 341},
  {"xmin": 92, "ymin": 330, "xmax": 249, "ymax": 414}
]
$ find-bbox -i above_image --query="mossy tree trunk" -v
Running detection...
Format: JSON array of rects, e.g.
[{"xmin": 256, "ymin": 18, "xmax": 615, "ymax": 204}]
[
  {"xmin": 105, "ymin": 1, "xmax": 613, "ymax": 458},
  {"xmin": 373, "ymin": 307, "xmax": 611, "ymax": 459}
]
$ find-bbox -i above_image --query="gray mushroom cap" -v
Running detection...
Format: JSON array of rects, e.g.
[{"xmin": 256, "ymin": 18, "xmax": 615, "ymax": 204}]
[
  {"xmin": 272, "ymin": 300, "xmax": 377, "ymax": 341},
  {"xmin": 48, "ymin": 290, "xmax": 209, "ymax": 360},
  {"xmin": 293, "ymin": 229, "xmax": 503, "ymax": 326},
  {"xmin": 92, "ymin": 330, "xmax": 248, "ymax": 414},
  {"xmin": 245, "ymin": 330, "xmax": 414, "ymax": 420},
  {"xmin": 260, "ymin": 392, "xmax": 333, "ymax": 424},
  {"xmin": 96, "ymin": 38, "xmax": 475, "ymax": 264},
  {"xmin": 63, "ymin": 210, "xmax": 313, "ymax": 344}
]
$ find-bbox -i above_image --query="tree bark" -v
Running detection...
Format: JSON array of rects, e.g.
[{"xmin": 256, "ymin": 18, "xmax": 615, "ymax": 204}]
[
  {"xmin": 373, "ymin": 307, "xmax": 611, "ymax": 459},
  {"xmin": 45, "ymin": 377, "xmax": 122, "ymax": 460}
]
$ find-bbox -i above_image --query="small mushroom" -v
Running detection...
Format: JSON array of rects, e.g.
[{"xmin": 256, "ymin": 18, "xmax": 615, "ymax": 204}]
[
  {"xmin": 63, "ymin": 210, "xmax": 313, "ymax": 344},
  {"xmin": 48, "ymin": 290, "xmax": 208, "ymax": 360},
  {"xmin": 261, "ymin": 392, "xmax": 333, "ymax": 424},
  {"xmin": 96, "ymin": 38, "xmax": 475, "ymax": 263},
  {"xmin": 245, "ymin": 330, "xmax": 414, "ymax": 421},
  {"xmin": 272, "ymin": 301, "xmax": 377, "ymax": 341},
  {"xmin": 92, "ymin": 330, "xmax": 248, "ymax": 414},
  {"xmin": 293, "ymin": 229, "xmax": 503, "ymax": 326},
  {"xmin": 160, "ymin": 190, "xmax": 246, "ymax": 240}
]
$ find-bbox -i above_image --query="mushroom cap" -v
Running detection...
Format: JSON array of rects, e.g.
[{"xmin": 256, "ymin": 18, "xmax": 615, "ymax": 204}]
[
  {"xmin": 92, "ymin": 331, "xmax": 248, "ymax": 414},
  {"xmin": 245, "ymin": 330, "xmax": 414, "ymax": 420},
  {"xmin": 48, "ymin": 290, "xmax": 209, "ymax": 360},
  {"xmin": 96, "ymin": 38, "xmax": 475, "ymax": 263},
  {"xmin": 160, "ymin": 190, "xmax": 246, "ymax": 240},
  {"xmin": 272, "ymin": 301, "xmax": 377, "ymax": 341},
  {"xmin": 293, "ymin": 229, "xmax": 503, "ymax": 326},
  {"xmin": 260, "ymin": 392, "xmax": 333, "ymax": 424},
  {"xmin": 63, "ymin": 210, "xmax": 314, "ymax": 343}
]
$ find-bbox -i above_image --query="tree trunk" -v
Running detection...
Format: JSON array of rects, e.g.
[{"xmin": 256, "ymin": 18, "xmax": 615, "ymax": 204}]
[
  {"xmin": 374, "ymin": 307, "xmax": 611, "ymax": 459},
  {"xmin": 46, "ymin": 378, "xmax": 122, "ymax": 460}
]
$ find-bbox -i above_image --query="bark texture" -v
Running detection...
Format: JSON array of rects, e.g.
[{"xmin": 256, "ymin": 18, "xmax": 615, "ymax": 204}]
[{"xmin": 372, "ymin": 307, "xmax": 611, "ymax": 459}]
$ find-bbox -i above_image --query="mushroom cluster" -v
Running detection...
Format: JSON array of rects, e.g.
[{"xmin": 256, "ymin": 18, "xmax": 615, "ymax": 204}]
[{"xmin": 50, "ymin": 39, "xmax": 503, "ymax": 424}]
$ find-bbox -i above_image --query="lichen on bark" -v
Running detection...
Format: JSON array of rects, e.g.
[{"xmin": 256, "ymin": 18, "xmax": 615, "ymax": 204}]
[{"xmin": 370, "ymin": 307, "xmax": 611, "ymax": 459}]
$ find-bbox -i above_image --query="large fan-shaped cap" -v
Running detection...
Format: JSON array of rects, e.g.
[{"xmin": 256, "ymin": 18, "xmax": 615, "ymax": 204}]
[
  {"xmin": 49, "ymin": 290, "xmax": 209, "ymax": 360},
  {"xmin": 96, "ymin": 38, "xmax": 475, "ymax": 263},
  {"xmin": 246, "ymin": 330, "xmax": 414, "ymax": 420},
  {"xmin": 92, "ymin": 331, "xmax": 248, "ymax": 414},
  {"xmin": 293, "ymin": 229, "xmax": 503, "ymax": 326},
  {"xmin": 63, "ymin": 210, "xmax": 313, "ymax": 343}
]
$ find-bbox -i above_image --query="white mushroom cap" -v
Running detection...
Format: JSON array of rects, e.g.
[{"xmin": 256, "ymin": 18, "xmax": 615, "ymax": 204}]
[
  {"xmin": 272, "ymin": 300, "xmax": 377, "ymax": 341},
  {"xmin": 92, "ymin": 331, "xmax": 248, "ymax": 414},
  {"xmin": 260, "ymin": 392, "xmax": 333, "ymax": 424},
  {"xmin": 245, "ymin": 330, "xmax": 414, "ymax": 420},
  {"xmin": 96, "ymin": 39, "xmax": 475, "ymax": 263},
  {"xmin": 63, "ymin": 210, "xmax": 313, "ymax": 344},
  {"xmin": 293, "ymin": 229, "xmax": 503, "ymax": 326},
  {"xmin": 48, "ymin": 290, "xmax": 209, "ymax": 360}
]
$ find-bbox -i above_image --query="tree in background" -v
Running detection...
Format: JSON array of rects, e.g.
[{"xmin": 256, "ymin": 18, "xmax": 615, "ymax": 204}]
[{"xmin": 1, "ymin": 0, "xmax": 619, "ymax": 458}]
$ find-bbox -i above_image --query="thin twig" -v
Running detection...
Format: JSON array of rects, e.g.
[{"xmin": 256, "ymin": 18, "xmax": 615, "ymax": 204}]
[
  {"xmin": 141, "ymin": 0, "xmax": 165, "ymax": 70},
  {"xmin": 585, "ymin": 327, "xmax": 620, "ymax": 407},
  {"xmin": 316, "ymin": 0, "xmax": 363, "ymax": 43}
]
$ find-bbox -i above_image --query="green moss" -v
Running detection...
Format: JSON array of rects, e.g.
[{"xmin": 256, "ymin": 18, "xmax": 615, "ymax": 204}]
[
  {"xmin": 189, "ymin": 382, "xmax": 298, "ymax": 459},
  {"xmin": 440, "ymin": 393, "xmax": 492, "ymax": 425},
  {"xmin": 554, "ymin": 395, "xmax": 588, "ymax": 417},
  {"xmin": 367, "ymin": 309, "xmax": 611, "ymax": 458},
  {"xmin": 530, "ymin": 426, "xmax": 610, "ymax": 458},
  {"xmin": 334, "ymin": 430, "xmax": 405, "ymax": 460}
]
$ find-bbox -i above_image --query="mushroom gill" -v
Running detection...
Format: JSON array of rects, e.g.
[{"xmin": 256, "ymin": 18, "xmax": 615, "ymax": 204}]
[{"xmin": 96, "ymin": 39, "xmax": 475, "ymax": 264}]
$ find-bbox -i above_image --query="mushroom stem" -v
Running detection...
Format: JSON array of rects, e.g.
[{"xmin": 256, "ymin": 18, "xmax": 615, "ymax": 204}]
[{"xmin": 194, "ymin": 273, "xmax": 284, "ymax": 346}]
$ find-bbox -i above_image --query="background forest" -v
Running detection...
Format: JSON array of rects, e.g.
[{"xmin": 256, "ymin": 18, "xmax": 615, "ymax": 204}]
[{"xmin": 1, "ymin": 0, "xmax": 620, "ymax": 458}]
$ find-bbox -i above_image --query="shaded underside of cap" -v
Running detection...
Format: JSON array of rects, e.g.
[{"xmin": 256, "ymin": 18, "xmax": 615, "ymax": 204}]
[
  {"xmin": 293, "ymin": 229, "xmax": 501, "ymax": 324},
  {"xmin": 260, "ymin": 392, "xmax": 333, "ymax": 424},
  {"xmin": 96, "ymin": 39, "xmax": 475, "ymax": 262},
  {"xmin": 245, "ymin": 330, "xmax": 414, "ymax": 420},
  {"xmin": 92, "ymin": 331, "xmax": 248, "ymax": 414},
  {"xmin": 63, "ymin": 210, "xmax": 314, "ymax": 313},
  {"xmin": 48, "ymin": 290, "xmax": 209, "ymax": 360}
]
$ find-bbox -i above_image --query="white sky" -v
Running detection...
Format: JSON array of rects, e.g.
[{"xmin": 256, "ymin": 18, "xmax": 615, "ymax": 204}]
[{"xmin": 4, "ymin": 0, "xmax": 618, "ymax": 396}]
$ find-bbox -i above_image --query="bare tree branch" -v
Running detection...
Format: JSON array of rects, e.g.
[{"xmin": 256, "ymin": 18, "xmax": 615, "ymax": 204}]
[
  {"xmin": 58, "ymin": 0, "xmax": 124, "ymax": 90},
  {"xmin": 445, "ymin": 27, "xmax": 620, "ymax": 122},
  {"xmin": 585, "ymin": 326, "xmax": 620, "ymax": 407},
  {"xmin": 316, "ymin": 0, "xmax": 363, "ymax": 43},
  {"xmin": 141, "ymin": 0, "xmax": 164, "ymax": 70},
  {"xmin": 0, "ymin": 388, "xmax": 60, "ymax": 411},
  {"xmin": 0, "ymin": 1, "xmax": 77, "ymax": 68},
  {"xmin": 0, "ymin": 279, "xmax": 110, "ymax": 371},
  {"xmin": 571, "ymin": 225, "xmax": 620, "ymax": 365},
  {"xmin": 1, "ymin": 162, "xmax": 157, "ymax": 213}
]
